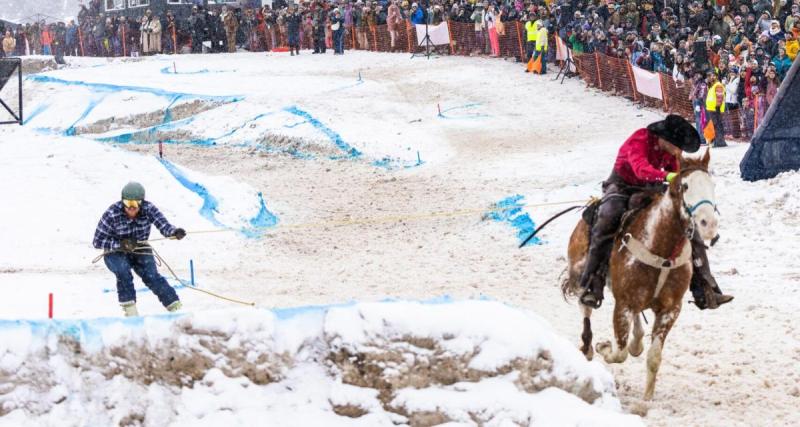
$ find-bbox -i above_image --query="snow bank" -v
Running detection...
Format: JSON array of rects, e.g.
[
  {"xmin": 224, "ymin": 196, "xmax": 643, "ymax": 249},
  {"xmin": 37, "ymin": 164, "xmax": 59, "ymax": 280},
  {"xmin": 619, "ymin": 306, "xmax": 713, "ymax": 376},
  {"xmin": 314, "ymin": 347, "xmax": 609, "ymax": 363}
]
[{"xmin": 0, "ymin": 300, "xmax": 642, "ymax": 426}]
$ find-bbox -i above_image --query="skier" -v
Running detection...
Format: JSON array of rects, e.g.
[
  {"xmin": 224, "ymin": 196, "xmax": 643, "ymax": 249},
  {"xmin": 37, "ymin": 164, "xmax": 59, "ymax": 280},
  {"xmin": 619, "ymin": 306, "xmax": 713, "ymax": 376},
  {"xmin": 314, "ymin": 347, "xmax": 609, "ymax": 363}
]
[{"xmin": 93, "ymin": 182, "xmax": 186, "ymax": 317}]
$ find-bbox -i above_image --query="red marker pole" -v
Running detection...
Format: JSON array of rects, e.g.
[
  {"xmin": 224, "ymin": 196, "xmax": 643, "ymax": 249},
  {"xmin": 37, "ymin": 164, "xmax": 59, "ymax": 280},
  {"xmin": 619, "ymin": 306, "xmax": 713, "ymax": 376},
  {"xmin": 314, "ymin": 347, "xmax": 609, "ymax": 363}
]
[
  {"xmin": 437, "ymin": 103, "xmax": 442, "ymax": 117},
  {"xmin": 48, "ymin": 293, "xmax": 53, "ymax": 319},
  {"xmin": 159, "ymin": 140, "xmax": 163, "ymax": 158}
]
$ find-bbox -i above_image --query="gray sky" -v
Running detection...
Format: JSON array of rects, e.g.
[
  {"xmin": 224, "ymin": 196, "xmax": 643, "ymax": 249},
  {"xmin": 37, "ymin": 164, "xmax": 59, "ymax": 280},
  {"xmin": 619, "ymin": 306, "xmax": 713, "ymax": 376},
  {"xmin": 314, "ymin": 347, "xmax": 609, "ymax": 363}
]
[{"xmin": 0, "ymin": 0, "xmax": 80, "ymax": 23}]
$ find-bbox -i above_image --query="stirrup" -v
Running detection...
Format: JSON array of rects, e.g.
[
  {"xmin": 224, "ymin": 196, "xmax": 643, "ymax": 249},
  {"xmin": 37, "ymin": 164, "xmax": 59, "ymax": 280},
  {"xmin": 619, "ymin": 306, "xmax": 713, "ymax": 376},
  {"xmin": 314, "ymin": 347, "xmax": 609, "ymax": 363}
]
[{"xmin": 579, "ymin": 290, "xmax": 603, "ymax": 309}]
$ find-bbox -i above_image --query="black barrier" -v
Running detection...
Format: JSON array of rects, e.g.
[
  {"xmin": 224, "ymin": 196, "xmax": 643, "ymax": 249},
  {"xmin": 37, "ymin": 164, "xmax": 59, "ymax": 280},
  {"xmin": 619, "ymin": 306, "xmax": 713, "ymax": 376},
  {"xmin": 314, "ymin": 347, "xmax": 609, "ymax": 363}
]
[{"xmin": 0, "ymin": 58, "xmax": 22, "ymax": 125}]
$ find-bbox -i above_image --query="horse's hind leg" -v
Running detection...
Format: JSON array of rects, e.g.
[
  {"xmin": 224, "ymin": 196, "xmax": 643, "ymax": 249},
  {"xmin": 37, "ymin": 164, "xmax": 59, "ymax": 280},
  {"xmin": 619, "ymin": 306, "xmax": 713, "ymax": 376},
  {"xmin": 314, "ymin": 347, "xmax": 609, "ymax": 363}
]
[
  {"xmin": 580, "ymin": 306, "xmax": 594, "ymax": 360},
  {"xmin": 596, "ymin": 305, "xmax": 633, "ymax": 363},
  {"xmin": 629, "ymin": 313, "xmax": 645, "ymax": 357},
  {"xmin": 644, "ymin": 308, "xmax": 680, "ymax": 400}
]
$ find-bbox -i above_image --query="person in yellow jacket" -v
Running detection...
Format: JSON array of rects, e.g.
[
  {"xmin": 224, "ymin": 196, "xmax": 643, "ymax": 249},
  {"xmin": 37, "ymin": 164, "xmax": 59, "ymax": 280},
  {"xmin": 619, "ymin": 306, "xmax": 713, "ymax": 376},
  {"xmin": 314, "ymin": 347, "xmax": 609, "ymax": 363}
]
[
  {"xmin": 705, "ymin": 72, "xmax": 727, "ymax": 147},
  {"xmin": 524, "ymin": 14, "xmax": 539, "ymax": 64},
  {"xmin": 533, "ymin": 22, "xmax": 548, "ymax": 74},
  {"xmin": 786, "ymin": 33, "xmax": 798, "ymax": 61}
]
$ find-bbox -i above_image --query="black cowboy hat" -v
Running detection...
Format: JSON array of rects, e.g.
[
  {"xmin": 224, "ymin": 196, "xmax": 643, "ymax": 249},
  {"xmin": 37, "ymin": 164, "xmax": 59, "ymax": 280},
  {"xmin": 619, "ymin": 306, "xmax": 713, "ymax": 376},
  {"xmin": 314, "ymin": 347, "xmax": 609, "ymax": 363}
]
[{"xmin": 647, "ymin": 114, "xmax": 701, "ymax": 153}]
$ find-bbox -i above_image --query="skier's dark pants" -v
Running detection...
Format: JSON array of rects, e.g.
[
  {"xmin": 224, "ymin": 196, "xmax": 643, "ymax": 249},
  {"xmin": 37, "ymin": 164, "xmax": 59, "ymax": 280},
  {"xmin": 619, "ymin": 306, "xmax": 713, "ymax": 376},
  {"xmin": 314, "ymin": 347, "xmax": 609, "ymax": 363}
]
[
  {"xmin": 288, "ymin": 32, "xmax": 299, "ymax": 53},
  {"xmin": 315, "ymin": 29, "xmax": 326, "ymax": 53},
  {"xmin": 580, "ymin": 172, "xmax": 718, "ymax": 305},
  {"xmin": 104, "ymin": 251, "xmax": 178, "ymax": 307},
  {"xmin": 334, "ymin": 30, "xmax": 344, "ymax": 54}
]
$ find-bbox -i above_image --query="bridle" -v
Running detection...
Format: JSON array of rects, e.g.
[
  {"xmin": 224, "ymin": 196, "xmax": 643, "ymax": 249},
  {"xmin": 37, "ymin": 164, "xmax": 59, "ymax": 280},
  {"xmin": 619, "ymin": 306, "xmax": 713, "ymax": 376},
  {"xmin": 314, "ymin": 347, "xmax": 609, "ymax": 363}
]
[{"xmin": 678, "ymin": 165, "xmax": 718, "ymax": 228}]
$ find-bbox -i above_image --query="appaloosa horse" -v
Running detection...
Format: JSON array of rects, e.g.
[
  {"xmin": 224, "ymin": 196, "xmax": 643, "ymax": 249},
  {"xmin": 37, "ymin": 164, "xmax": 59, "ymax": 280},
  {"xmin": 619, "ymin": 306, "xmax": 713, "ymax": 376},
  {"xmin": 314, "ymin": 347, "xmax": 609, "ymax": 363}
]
[{"xmin": 564, "ymin": 150, "xmax": 719, "ymax": 400}]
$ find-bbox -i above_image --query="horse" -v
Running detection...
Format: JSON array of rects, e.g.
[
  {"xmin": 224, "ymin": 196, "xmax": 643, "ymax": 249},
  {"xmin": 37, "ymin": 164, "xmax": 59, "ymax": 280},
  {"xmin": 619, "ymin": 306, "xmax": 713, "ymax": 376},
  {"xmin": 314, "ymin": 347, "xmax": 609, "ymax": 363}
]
[{"xmin": 563, "ymin": 149, "xmax": 719, "ymax": 400}]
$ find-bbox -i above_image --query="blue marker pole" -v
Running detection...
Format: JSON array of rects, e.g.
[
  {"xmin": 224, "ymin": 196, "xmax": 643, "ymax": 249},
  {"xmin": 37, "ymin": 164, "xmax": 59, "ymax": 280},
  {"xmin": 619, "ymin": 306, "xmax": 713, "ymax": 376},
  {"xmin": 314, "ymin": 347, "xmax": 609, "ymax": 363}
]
[
  {"xmin": 358, "ymin": 70, "xmax": 362, "ymax": 82},
  {"xmin": 190, "ymin": 259, "xmax": 195, "ymax": 287}
]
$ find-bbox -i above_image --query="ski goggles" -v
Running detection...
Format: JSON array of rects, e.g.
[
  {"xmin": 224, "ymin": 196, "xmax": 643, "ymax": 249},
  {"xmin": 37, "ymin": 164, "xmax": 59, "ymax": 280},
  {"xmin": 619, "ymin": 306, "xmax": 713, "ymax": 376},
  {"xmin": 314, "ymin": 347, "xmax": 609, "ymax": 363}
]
[{"xmin": 122, "ymin": 199, "xmax": 142, "ymax": 209}]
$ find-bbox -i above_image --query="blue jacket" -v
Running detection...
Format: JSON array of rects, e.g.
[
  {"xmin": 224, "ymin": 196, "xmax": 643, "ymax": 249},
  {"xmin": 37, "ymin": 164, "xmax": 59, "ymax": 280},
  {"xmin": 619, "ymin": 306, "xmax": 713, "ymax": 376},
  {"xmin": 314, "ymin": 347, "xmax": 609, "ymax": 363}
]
[
  {"xmin": 411, "ymin": 8, "xmax": 425, "ymax": 25},
  {"xmin": 93, "ymin": 201, "xmax": 177, "ymax": 251},
  {"xmin": 66, "ymin": 26, "xmax": 78, "ymax": 44}
]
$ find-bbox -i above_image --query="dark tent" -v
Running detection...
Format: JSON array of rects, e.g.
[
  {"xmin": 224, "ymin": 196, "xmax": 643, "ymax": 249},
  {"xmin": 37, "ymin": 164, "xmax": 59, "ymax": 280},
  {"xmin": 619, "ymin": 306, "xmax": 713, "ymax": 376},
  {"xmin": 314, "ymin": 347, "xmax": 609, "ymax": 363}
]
[{"xmin": 740, "ymin": 58, "xmax": 800, "ymax": 181}]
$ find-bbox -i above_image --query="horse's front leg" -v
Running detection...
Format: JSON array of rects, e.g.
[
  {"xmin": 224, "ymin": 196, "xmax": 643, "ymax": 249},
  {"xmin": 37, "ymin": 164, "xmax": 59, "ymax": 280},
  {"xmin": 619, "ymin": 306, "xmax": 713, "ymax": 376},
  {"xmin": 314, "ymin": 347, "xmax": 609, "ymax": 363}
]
[
  {"xmin": 580, "ymin": 305, "xmax": 594, "ymax": 360},
  {"xmin": 628, "ymin": 312, "xmax": 645, "ymax": 357},
  {"xmin": 644, "ymin": 307, "xmax": 680, "ymax": 400},
  {"xmin": 596, "ymin": 304, "xmax": 633, "ymax": 363}
]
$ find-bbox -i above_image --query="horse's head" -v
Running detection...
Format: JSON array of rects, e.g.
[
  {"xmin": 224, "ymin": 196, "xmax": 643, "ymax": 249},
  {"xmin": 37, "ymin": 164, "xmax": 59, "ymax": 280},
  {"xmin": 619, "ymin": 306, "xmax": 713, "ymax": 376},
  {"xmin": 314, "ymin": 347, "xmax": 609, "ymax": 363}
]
[{"xmin": 671, "ymin": 149, "xmax": 719, "ymax": 241}]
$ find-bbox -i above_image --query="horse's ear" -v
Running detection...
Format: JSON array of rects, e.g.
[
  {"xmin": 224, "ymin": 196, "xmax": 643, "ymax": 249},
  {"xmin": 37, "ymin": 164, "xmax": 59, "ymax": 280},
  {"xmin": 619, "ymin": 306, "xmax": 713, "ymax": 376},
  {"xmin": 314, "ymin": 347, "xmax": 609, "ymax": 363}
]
[{"xmin": 701, "ymin": 147, "xmax": 711, "ymax": 168}]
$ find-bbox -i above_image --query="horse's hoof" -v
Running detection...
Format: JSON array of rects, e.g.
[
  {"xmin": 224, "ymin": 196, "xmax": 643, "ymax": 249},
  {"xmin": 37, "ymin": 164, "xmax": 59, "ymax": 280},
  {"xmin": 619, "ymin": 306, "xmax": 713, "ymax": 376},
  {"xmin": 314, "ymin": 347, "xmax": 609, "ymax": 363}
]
[
  {"xmin": 580, "ymin": 344, "xmax": 594, "ymax": 361},
  {"xmin": 595, "ymin": 340, "xmax": 611, "ymax": 356},
  {"xmin": 629, "ymin": 341, "xmax": 644, "ymax": 357}
]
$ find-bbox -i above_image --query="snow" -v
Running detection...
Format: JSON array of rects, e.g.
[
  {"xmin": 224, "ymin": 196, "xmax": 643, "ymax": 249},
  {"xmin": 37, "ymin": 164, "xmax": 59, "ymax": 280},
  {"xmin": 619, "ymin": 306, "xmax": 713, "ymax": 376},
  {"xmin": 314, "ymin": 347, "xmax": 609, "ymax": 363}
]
[
  {"xmin": 0, "ymin": 301, "xmax": 639, "ymax": 426},
  {"xmin": 1, "ymin": 51, "xmax": 799, "ymax": 425}
]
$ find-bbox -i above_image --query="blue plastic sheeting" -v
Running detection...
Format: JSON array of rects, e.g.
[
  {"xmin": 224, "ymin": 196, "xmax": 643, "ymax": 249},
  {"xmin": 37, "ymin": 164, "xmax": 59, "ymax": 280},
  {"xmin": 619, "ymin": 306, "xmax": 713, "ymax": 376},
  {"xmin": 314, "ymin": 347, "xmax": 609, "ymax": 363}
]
[
  {"xmin": 283, "ymin": 106, "xmax": 362, "ymax": 158},
  {"xmin": 157, "ymin": 158, "xmax": 279, "ymax": 236},
  {"xmin": 21, "ymin": 104, "xmax": 49, "ymax": 125},
  {"xmin": 0, "ymin": 296, "xmax": 495, "ymax": 348},
  {"xmin": 64, "ymin": 97, "xmax": 103, "ymax": 136},
  {"xmin": 488, "ymin": 195, "xmax": 542, "ymax": 247},
  {"xmin": 26, "ymin": 74, "xmax": 239, "ymax": 101},
  {"xmin": 438, "ymin": 103, "xmax": 489, "ymax": 119}
]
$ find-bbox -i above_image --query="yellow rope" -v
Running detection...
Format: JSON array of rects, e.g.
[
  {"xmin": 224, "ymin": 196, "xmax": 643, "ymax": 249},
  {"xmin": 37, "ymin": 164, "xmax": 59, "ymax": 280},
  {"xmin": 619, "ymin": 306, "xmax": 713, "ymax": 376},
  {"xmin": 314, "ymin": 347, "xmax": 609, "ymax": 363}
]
[{"xmin": 140, "ymin": 198, "xmax": 590, "ymax": 242}]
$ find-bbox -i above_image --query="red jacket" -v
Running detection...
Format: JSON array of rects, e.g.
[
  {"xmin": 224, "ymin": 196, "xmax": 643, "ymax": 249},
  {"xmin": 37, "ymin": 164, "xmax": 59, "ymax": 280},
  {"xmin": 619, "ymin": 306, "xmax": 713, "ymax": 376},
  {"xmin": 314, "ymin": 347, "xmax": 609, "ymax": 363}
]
[{"xmin": 613, "ymin": 128, "xmax": 678, "ymax": 186}]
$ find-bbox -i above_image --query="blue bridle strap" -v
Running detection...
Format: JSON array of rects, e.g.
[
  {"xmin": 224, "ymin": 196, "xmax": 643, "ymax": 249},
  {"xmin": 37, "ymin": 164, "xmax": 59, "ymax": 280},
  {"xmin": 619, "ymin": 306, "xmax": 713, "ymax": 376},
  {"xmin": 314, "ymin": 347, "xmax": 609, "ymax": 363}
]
[{"xmin": 686, "ymin": 199, "xmax": 717, "ymax": 216}]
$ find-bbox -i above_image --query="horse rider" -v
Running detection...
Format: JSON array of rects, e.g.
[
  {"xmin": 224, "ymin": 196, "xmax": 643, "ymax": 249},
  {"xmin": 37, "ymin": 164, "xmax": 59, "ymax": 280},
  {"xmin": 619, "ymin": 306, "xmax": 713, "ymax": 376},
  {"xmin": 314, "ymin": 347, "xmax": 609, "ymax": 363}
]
[{"xmin": 579, "ymin": 114, "xmax": 734, "ymax": 310}]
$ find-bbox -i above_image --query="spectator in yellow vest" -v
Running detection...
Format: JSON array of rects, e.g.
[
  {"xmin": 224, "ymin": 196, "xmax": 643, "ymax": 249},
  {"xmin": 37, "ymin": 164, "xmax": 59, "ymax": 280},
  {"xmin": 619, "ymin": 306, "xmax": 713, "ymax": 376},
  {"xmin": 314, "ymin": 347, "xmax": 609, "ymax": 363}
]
[
  {"xmin": 705, "ymin": 72, "xmax": 727, "ymax": 147},
  {"xmin": 524, "ymin": 14, "xmax": 539, "ymax": 64},
  {"xmin": 534, "ymin": 23, "xmax": 548, "ymax": 74}
]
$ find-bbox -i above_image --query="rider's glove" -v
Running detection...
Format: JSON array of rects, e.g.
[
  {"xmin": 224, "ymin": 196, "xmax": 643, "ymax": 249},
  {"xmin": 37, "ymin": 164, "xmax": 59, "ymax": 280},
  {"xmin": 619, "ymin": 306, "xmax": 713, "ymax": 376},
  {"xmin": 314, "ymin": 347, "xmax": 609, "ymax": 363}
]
[
  {"xmin": 173, "ymin": 228, "xmax": 186, "ymax": 240},
  {"xmin": 119, "ymin": 238, "xmax": 138, "ymax": 253},
  {"xmin": 666, "ymin": 172, "xmax": 678, "ymax": 183}
]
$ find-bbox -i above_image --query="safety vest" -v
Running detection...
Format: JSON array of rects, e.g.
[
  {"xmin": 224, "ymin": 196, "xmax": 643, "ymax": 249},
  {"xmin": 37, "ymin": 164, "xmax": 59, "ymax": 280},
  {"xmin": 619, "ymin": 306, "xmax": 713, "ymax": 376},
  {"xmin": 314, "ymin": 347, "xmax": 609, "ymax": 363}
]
[
  {"xmin": 525, "ymin": 21, "xmax": 539, "ymax": 42},
  {"xmin": 536, "ymin": 26, "xmax": 548, "ymax": 51},
  {"xmin": 705, "ymin": 82, "xmax": 726, "ymax": 113}
]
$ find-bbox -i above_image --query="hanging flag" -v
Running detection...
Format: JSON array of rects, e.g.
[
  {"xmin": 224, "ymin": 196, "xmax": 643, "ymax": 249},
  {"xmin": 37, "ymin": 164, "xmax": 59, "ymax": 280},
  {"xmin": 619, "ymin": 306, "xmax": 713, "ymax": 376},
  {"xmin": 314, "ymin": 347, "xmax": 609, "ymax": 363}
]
[{"xmin": 703, "ymin": 120, "xmax": 716, "ymax": 143}]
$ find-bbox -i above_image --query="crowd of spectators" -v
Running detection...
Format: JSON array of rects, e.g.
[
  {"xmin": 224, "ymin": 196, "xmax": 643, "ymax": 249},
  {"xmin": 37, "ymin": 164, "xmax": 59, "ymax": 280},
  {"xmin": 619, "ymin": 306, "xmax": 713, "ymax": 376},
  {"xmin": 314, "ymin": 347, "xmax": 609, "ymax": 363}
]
[{"xmin": 1, "ymin": 0, "xmax": 796, "ymax": 139}]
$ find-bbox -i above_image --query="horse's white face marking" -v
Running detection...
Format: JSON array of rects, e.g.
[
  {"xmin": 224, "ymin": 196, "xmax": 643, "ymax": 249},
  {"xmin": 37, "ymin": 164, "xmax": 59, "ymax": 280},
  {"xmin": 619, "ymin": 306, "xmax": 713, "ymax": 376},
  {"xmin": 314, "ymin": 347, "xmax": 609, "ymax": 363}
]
[{"xmin": 683, "ymin": 170, "xmax": 719, "ymax": 241}]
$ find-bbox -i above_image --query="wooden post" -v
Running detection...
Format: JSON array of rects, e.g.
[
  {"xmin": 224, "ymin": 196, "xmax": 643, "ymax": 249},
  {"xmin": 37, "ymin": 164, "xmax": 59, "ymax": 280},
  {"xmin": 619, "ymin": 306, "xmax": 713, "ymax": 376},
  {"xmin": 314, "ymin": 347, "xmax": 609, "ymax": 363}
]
[{"xmin": 595, "ymin": 52, "xmax": 603, "ymax": 89}]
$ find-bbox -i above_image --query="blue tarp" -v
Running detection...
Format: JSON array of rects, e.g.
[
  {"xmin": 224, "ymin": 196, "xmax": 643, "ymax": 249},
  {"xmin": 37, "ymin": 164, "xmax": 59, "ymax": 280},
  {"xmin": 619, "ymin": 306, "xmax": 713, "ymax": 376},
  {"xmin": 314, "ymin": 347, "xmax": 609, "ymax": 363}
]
[{"xmin": 740, "ymin": 58, "xmax": 800, "ymax": 181}]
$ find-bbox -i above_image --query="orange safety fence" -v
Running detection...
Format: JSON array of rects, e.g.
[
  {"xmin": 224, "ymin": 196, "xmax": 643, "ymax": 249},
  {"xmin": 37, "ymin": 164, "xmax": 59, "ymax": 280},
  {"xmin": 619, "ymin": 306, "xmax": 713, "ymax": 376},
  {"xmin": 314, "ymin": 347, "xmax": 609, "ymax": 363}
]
[{"xmin": 573, "ymin": 51, "xmax": 759, "ymax": 141}]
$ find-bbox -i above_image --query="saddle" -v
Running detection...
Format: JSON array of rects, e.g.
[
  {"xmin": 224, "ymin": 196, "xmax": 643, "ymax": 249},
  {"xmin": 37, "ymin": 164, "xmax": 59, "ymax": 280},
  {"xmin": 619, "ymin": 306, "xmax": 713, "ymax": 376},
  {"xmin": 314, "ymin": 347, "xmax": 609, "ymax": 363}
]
[{"xmin": 581, "ymin": 186, "xmax": 663, "ymax": 285}]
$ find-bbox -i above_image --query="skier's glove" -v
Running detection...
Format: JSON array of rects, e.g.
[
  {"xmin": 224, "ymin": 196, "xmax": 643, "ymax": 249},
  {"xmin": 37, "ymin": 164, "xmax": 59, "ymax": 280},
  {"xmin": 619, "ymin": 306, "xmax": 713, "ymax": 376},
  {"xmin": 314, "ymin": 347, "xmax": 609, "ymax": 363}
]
[
  {"xmin": 173, "ymin": 228, "xmax": 186, "ymax": 240},
  {"xmin": 120, "ymin": 238, "xmax": 138, "ymax": 253}
]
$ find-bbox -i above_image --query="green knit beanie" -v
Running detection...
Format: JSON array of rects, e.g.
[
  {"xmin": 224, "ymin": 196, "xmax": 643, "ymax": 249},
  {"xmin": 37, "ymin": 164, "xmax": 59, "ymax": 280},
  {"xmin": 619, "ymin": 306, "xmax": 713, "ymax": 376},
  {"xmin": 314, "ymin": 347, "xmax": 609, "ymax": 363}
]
[{"xmin": 121, "ymin": 182, "xmax": 145, "ymax": 200}]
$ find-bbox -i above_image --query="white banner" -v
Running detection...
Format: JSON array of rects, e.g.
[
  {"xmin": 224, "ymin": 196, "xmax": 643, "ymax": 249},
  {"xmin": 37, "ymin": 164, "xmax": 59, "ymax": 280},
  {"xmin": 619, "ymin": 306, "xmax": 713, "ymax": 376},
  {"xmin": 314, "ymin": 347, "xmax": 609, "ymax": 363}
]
[
  {"xmin": 631, "ymin": 66, "xmax": 664, "ymax": 100},
  {"xmin": 415, "ymin": 22, "xmax": 451, "ymax": 46},
  {"xmin": 554, "ymin": 36, "xmax": 577, "ymax": 73}
]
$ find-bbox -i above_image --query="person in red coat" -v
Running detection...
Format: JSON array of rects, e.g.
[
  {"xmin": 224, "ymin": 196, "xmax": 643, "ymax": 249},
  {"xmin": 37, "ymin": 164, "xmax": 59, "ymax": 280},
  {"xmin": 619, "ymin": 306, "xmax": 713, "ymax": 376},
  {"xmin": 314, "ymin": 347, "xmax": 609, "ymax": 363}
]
[{"xmin": 579, "ymin": 114, "xmax": 733, "ymax": 310}]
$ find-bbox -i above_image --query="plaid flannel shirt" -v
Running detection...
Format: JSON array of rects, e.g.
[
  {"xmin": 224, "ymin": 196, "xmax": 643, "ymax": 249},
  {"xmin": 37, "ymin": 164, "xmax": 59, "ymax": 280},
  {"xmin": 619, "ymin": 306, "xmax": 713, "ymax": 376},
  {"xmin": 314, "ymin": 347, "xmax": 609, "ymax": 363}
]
[{"xmin": 93, "ymin": 201, "xmax": 177, "ymax": 251}]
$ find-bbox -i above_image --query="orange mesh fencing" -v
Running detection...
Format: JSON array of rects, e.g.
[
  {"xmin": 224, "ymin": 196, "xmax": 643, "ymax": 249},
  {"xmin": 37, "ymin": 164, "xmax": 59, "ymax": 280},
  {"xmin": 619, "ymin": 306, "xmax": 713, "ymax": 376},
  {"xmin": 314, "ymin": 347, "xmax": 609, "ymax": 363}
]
[{"xmin": 574, "ymin": 51, "xmax": 758, "ymax": 141}]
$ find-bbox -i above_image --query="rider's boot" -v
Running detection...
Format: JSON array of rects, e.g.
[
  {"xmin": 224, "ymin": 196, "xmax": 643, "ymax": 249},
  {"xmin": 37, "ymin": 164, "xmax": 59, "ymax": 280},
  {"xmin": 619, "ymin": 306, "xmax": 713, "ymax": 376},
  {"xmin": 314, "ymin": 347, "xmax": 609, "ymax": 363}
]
[
  {"xmin": 689, "ymin": 235, "xmax": 734, "ymax": 310},
  {"xmin": 578, "ymin": 197, "xmax": 627, "ymax": 308}
]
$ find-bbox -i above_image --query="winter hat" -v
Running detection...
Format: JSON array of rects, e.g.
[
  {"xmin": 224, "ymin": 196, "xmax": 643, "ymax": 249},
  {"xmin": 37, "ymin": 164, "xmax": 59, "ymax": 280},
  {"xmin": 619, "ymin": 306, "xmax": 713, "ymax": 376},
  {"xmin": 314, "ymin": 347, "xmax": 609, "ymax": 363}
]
[
  {"xmin": 122, "ymin": 182, "xmax": 145, "ymax": 201},
  {"xmin": 647, "ymin": 114, "xmax": 701, "ymax": 153}
]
